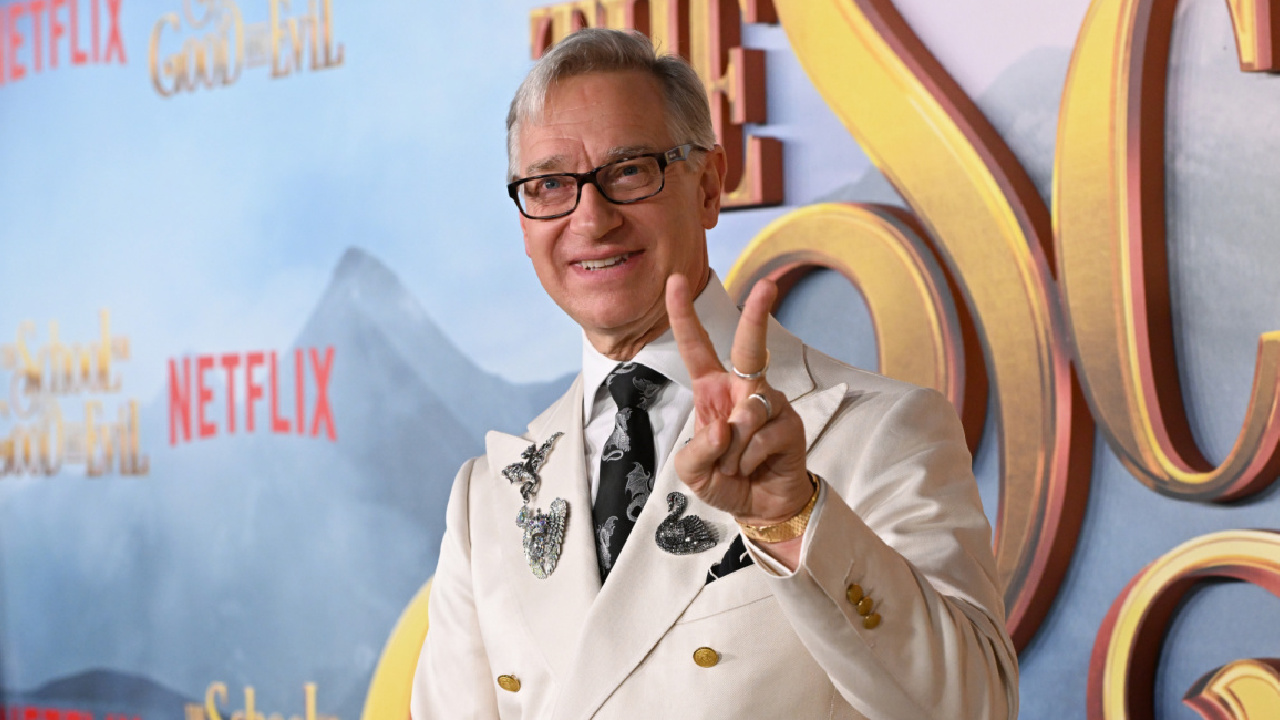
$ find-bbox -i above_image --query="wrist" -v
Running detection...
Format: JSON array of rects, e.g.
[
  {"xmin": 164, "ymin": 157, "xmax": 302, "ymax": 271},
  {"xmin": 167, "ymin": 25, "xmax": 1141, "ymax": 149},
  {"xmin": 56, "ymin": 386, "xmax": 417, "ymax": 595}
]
[{"xmin": 737, "ymin": 472, "xmax": 821, "ymax": 544}]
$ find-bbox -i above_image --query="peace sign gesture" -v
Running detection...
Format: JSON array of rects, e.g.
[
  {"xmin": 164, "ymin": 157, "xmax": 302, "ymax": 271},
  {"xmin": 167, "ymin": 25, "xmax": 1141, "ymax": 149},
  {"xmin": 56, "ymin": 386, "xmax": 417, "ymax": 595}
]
[{"xmin": 665, "ymin": 274, "xmax": 814, "ymax": 550}]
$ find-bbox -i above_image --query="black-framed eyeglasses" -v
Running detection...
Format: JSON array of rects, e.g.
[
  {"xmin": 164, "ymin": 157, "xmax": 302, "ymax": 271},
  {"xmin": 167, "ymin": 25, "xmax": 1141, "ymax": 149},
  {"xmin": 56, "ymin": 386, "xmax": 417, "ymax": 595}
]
[{"xmin": 507, "ymin": 143, "xmax": 708, "ymax": 220}]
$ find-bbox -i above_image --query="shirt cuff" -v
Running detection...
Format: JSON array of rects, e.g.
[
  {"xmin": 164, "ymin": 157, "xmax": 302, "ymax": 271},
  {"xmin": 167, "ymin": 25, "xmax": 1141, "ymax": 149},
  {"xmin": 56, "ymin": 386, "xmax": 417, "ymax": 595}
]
[{"xmin": 739, "ymin": 480, "xmax": 828, "ymax": 577}]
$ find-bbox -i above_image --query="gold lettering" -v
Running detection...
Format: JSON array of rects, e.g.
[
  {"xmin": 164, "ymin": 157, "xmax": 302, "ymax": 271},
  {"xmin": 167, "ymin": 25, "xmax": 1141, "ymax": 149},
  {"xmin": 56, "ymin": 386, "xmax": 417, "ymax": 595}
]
[
  {"xmin": 97, "ymin": 311, "xmax": 111, "ymax": 390},
  {"xmin": 1184, "ymin": 658, "xmax": 1280, "ymax": 720},
  {"xmin": 16, "ymin": 321, "xmax": 40, "ymax": 392},
  {"xmin": 530, "ymin": 1, "xmax": 600, "ymax": 58},
  {"xmin": 41, "ymin": 407, "xmax": 62, "ymax": 476},
  {"xmin": 770, "ymin": 0, "xmax": 1094, "ymax": 649},
  {"xmin": 13, "ymin": 425, "xmax": 36, "ymax": 475},
  {"xmin": 270, "ymin": 0, "xmax": 293, "ymax": 77},
  {"xmin": 196, "ymin": 683, "xmax": 327, "ymax": 720},
  {"xmin": 308, "ymin": 0, "xmax": 320, "ymax": 71},
  {"xmin": 1055, "ymin": 0, "xmax": 1280, "ymax": 502},
  {"xmin": 725, "ymin": 203, "xmax": 986, "ymax": 445},
  {"xmin": 526, "ymin": 0, "xmax": 780, "ymax": 208},
  {"xmin": 151, "ymin": 5, "xmax": 244, "ymax": 97},
  {"xmin": 242, "ymin": 686, "xmax": 262, "ymax": 720},
  {"xmin": 599, "ymin": 0, "xmax": 649, "ymax": 35},
  {"xmin": 10, "ymin": 322, "xmax": 41, "ymax": 420},
  {"xmin": 0, "ymin": 314, "xmax": 144, "ymax": 478},
  {"xmin": 120, "ymin": 401, "xmax": 150, "ymax": 475},
  {"xmin": 46, "ymin": 321, "xmax": 71, "ymax": 394},
  {"xmin": 304, "ymin": 683, "xmax": 316, "ymax": 720},
  {"xmin": 206, "ymin": 682, "xmax": 228, "ymax": 720},
  {"xmin": 687, "ymin": 0, "xmax": 780, "ymax": 208},
  {"xmin": 1088, "ymin": 530, "xmax": 1280, "ymax": 720},
  {"xmin": 648, "ymin": 0, "xmax": 690, "ymax": 57},
  {"xmin": 150, "ymin": 13, "xmax": 181, "ymax": 97},
  {"xmin": 319, "ymin": 0, "xmax": 343, "ymax": 68},
  {"xmin": 84, "ymin": 400, "xmax": 109, "ymax": 476},
  {"xmin": 5, "ymin": 418, "xmax": 59, "ymax": 477}
]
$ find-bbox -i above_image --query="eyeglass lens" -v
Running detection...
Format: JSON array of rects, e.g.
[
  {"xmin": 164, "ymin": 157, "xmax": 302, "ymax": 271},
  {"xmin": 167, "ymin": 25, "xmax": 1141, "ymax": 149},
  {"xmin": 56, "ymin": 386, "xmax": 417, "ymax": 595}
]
[{"xmin": 518, "ymin": 156, "xmax": 664, "ymax": 218}]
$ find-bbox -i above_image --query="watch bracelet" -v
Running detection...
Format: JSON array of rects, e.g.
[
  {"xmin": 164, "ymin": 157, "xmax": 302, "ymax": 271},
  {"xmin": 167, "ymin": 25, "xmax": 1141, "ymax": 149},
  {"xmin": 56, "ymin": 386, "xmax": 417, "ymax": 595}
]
[{"xmin": 737, "ymin": 472, "xmax": 821, "ymax": 544}]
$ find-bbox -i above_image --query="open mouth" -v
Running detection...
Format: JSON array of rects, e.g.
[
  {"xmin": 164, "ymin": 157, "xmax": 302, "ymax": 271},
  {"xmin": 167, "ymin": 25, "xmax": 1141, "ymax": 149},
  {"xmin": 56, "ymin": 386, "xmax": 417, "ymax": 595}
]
[{"xmin": 576, "ymin": 251, "xmax": 639, "ymax": 271}]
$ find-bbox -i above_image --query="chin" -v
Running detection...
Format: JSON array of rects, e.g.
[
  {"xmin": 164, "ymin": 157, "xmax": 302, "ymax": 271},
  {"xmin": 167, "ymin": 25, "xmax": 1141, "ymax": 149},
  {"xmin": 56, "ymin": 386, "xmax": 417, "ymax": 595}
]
[{"xmin": 576, "ymin": 304, "xmax": 659, "ymax": 337}]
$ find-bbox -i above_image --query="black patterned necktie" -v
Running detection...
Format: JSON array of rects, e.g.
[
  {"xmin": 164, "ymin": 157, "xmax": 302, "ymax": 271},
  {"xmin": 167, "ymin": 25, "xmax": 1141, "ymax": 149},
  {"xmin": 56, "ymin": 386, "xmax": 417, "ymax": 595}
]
[{"xmin": 592, "ymin": 362, "xmax": 669, "ymax": 582}]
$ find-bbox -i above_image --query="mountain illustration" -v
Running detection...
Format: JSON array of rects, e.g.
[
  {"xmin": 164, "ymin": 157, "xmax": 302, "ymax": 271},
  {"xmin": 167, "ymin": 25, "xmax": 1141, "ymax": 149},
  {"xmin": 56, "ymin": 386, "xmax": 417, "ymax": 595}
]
[
  {"xmin": 2, "ymin": 668, "xmax": 195, "ymax": 718},
  {"xmin": 0, "ymin": 248, "xmax": 574, "ymax": 719}
]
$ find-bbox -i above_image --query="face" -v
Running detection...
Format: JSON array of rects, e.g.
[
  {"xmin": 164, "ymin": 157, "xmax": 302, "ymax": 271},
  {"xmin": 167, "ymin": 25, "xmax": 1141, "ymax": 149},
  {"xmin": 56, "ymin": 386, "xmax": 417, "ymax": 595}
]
[{"xmin": 516, "ymin": 70, "xmax": 725, "ymax": 357}]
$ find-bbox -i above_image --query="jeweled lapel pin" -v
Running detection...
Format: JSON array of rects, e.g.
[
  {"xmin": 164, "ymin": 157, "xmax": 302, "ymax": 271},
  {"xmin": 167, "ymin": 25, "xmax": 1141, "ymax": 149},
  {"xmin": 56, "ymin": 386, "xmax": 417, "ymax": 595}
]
[
  {"xmin": 503, "ymin": 432, "xmax": 568, "ymax": 579},
  {"xmin": 655, "ymin": 491, "xmax": 717, "ymax": 555}
]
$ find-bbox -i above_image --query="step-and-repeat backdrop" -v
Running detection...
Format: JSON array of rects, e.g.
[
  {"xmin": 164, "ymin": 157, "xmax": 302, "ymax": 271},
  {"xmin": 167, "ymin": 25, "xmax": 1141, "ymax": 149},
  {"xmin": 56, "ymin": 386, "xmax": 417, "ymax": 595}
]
[{"xmin": 3, "ymin": 1, "xmax": 1279, "ymax": 718}]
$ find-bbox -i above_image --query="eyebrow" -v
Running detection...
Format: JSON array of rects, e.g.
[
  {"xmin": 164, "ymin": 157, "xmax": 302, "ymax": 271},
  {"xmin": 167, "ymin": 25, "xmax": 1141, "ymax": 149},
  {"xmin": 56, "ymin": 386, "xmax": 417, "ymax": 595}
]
[
  {"xmin": 524, "ymin": 154, "xmax": 570, "ymax": 176},
  {"xmin": 604, "ymin": 144, "xmax": 659, "ymax": 161},
  {"xmin": 522, "ymin": 145, "xmax": 661, "ymax": 176}
]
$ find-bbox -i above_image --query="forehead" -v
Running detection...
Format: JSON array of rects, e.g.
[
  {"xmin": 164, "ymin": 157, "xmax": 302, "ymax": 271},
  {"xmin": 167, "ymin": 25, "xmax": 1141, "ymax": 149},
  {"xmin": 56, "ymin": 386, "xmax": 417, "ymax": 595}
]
[{"xmin": 519, "ymin": 70, "xmax": 672, "ymax": 174}]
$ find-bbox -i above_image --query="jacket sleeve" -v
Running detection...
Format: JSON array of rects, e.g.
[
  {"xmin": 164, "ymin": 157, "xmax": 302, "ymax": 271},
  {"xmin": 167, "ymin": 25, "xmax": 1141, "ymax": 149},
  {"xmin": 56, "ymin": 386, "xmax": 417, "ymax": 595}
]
[
  {"xmin": 747, "ymin": 386, "xmax": 1018, "ymax": 720},
  {"xmin": 411, "ymin": 458, "xmax": 501, "ymax": 720}
]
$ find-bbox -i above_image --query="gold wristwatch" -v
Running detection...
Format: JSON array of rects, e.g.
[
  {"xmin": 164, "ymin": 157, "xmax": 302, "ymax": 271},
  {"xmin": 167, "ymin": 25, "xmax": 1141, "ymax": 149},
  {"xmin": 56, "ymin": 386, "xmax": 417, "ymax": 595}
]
[{"xmin": 738, "ymin": 472, "xmax": 821, "ymax": 544}]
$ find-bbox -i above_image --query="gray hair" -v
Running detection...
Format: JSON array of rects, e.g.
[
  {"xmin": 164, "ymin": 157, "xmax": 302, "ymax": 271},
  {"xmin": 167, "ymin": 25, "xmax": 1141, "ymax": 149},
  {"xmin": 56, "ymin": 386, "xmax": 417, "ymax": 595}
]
[{"xmin": 506, "ymin": 28, "xmax": 716, "ymax": 180}]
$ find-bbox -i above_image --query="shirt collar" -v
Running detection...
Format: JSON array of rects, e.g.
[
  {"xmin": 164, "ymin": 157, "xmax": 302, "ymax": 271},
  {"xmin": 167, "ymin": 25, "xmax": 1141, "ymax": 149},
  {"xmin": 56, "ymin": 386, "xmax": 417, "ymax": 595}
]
[{"xmin": 581, "ymin": 271, "xmax": 741, "ymax": 415}]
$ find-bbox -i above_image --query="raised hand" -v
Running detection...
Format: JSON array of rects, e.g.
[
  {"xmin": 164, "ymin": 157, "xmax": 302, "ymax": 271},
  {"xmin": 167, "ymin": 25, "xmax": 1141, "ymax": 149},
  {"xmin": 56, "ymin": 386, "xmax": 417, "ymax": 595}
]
[{"xmin": 665, "ymin": 274, "xmax": 813, "ymax": 536}]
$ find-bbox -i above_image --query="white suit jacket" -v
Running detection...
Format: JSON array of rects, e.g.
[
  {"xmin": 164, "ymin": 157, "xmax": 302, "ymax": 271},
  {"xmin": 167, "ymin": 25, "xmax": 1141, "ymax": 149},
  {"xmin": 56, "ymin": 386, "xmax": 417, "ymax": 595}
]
[{"xmin": 411, "ymin": 312, "xmax": 1018, "ymax": 720}]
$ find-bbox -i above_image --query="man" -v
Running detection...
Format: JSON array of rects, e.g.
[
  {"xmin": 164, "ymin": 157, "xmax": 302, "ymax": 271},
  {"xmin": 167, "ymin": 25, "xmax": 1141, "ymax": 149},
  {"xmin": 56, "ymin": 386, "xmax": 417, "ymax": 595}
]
[{"xmin": 412, "ymin": 28, "xmax": 1017, "ymax": 719}]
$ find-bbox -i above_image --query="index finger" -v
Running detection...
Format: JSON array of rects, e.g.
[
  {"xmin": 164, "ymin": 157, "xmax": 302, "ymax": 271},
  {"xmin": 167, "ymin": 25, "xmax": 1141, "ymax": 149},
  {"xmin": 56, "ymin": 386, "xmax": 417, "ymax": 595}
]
[
  {"xmin": 730, "ymin": 278, "xmax": 777, "ymax": 381},
  {"xmin": 665, "ymin": 273, "xmax": 725, "ymax": 380}
]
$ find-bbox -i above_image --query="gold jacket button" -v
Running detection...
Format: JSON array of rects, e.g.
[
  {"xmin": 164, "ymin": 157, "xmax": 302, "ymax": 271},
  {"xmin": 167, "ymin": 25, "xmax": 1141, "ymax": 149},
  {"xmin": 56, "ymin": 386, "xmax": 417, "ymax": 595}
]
[
  {"xmin": 846, "ymin": 583, "xmax": 864, "ymax": 605},
  {"xmin": 497, "ymin": 675, "xmax": 521, "ymax": 692},
  {"xmin": 857, "ymin": 596, "xmax": 875, "ymax": 617},
  {"xmin": 863, "ymin": 613, "xmax": 882, "ymax": 629},
  {"xmin": 693, "ymin": 647, "xmax": 720, "ymax": 668}
]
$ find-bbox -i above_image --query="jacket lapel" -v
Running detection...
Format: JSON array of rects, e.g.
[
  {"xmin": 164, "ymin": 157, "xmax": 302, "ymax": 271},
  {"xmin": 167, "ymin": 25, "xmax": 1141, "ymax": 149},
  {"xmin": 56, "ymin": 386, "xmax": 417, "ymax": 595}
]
[
  {"xmin": 764, "ymin": 319, "xmax": 849, "ymax": 451},
  {"xmin": 485, "ymin": 375, "xmax": 599, "ymax": 682}
]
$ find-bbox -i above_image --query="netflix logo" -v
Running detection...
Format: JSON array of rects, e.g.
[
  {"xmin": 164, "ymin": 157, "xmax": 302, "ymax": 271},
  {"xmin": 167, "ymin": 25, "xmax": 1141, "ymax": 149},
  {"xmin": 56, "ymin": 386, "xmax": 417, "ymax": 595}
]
[
  {"xmin": 2, "ymin": 705, "xmax": 136, "ymax": 720},
  {"xmin": 168, "ymin": 347, "xmax": 336, "ymax": 446},
  {"xmin": 0, "ymin": 0, "xmax": 127, "ymax": 86}
]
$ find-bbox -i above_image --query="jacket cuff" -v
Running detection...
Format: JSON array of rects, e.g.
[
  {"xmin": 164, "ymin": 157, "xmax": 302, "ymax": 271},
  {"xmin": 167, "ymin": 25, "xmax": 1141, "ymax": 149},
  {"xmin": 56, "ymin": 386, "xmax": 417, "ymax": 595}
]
[{"xmin": 740, "ymin": 480, "xmax": 829, "ymax": 577}]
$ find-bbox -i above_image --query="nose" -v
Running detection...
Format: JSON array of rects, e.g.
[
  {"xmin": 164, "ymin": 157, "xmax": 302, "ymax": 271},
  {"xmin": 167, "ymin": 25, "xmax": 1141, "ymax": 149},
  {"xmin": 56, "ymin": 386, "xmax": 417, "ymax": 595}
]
[{"xmin": 570, "ymin": 181, "xmax": 622, "ymax": 239}]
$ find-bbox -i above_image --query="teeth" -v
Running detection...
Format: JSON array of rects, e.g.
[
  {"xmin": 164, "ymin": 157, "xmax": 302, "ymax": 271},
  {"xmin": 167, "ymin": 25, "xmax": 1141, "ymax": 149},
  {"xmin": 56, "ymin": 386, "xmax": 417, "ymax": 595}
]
[{"xmin": 579, "ymin": 254, "xmax": 630, "ymax": 270}]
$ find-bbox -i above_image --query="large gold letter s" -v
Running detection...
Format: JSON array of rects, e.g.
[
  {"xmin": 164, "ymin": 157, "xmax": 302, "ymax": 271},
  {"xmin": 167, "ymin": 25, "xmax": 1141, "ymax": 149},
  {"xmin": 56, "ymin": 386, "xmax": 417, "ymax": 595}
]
[{"xmin": 762, "ymin": 0, "xmax": 1094, "ymax": 649}]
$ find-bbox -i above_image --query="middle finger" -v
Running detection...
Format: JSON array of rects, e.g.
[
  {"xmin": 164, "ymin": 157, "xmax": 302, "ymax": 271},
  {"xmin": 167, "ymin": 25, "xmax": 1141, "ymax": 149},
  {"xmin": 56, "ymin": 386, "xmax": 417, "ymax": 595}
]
[
  {"xmin": 729, "ymin": 278, "xmax": 777, "ymax": 388},
  {"xmin": 718, "ymin": 385, "xmax": 781, "ymax": 476}
]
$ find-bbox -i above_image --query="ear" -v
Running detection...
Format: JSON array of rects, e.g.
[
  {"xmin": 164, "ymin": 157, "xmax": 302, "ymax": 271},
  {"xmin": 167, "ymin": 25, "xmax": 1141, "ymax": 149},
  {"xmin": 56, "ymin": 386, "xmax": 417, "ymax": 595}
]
[{"xmin": 698, "ymin": 145, "xmax": 728, "ymax": 229}]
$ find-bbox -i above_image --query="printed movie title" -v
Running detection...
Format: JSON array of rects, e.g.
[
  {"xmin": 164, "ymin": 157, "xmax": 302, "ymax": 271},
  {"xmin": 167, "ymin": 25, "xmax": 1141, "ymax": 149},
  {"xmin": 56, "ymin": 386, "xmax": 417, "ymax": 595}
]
[
  {"xmin": 0, "ymin": 311, "xmax": 148, "ymax": 477},
  {"xmin": 186, "ymin": 682, "xmax": 337, "ymax": 720},
  {"xmin": 149, "ymin": 0, "xmax": 344, "ymax": 97}
]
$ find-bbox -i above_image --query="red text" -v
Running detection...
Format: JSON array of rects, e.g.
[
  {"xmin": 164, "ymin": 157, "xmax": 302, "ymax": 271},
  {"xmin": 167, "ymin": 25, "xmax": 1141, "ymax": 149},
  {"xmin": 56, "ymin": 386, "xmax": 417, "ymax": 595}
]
[
  {"xmin": 0, "ymin": 0, "xmax": 127, "ymax": 86},
  {"xmin": 168, "ymin": 346, "xmax": 336, "ymax": 446},
  {"xmin": 2, "ymin": 706, "xmax": 137, "ymax": 720}
]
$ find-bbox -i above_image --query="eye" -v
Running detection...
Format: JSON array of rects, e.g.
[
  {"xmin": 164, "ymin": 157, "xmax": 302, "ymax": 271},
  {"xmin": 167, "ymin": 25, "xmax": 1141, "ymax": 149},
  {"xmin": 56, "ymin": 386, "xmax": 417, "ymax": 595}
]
[{"xmin": 524, "ymin": 176, "xmax": 573, "ymax": 199}]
